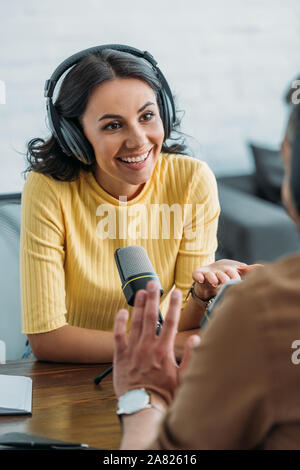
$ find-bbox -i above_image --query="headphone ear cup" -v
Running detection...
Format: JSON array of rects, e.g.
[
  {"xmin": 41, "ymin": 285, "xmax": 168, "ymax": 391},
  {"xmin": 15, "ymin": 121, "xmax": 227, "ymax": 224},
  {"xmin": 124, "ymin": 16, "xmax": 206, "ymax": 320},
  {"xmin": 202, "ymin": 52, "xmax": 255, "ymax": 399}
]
[
  {"xmin": 154, "ymin": 66, "xmax": 175, "ymax": 141},
  {"xmin": 46, "ymin": 99, "xmax": 94, "ymax": 164},
  {"xmin": 46, "ymin": 99, "xmax": 72, "ymax": 156},
  {"xmin": 60, "ymin": 117, "xmax": 95, "ymax": 165},
  {"xmin": 156, "ymin": 92, "xmax": 166, "ymax": 139},
  {"xmin": 159, "ymin": 89, "xmax": 172, "ymax": 140}
]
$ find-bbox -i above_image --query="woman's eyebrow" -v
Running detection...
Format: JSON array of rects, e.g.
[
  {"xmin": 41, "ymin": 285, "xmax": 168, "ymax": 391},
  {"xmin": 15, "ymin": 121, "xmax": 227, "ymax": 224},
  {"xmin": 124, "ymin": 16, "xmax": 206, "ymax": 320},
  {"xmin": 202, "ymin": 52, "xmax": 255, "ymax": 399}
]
[
  {"xmin": 98, "ymin": 101, "xmax": 155, "ymax": 122},
  {"xmin": 138, "ymin": 101, "xmax": 155, "ymax": 113}
]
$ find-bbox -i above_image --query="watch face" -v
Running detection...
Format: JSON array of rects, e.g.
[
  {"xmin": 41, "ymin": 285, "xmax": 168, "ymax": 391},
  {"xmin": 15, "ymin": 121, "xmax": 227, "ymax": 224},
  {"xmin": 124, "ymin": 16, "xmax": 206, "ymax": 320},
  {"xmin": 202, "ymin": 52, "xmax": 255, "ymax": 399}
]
[{"xmin": 118, "ymin": 388, "xmax": 150, "ymax": 414}]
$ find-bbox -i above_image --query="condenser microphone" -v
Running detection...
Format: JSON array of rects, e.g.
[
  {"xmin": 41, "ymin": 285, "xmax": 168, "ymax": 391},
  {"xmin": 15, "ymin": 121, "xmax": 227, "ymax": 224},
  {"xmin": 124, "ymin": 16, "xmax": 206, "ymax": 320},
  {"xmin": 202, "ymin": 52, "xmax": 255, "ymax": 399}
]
[
  {"xmin": 94, "ymin": 246, "xmax": 164, "ymax": 385},
  {"xmin": 115, "ymin": 245, "xmax": 164, "ymax": 317}
]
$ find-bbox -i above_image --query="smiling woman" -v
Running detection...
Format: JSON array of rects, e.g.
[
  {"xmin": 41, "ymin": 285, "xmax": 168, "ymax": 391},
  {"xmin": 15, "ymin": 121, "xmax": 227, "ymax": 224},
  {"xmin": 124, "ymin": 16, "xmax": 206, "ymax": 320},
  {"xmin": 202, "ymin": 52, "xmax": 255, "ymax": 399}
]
[
  {"xmin": 25, "ymin": 47, "xmax": 185, "ymax": 181},
  {"xmin": 81, "ymin": 78, "xmax": 165, "ymax": 201},
  {"xmin": 20, "ymin": 45, "xmax": 222, "ymax": 364}
]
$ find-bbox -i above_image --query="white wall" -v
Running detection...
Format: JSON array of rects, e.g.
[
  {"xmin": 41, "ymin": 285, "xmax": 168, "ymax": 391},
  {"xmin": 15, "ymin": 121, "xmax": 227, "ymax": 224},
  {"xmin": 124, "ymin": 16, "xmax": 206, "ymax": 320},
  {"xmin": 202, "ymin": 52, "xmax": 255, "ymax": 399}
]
[{"xmin": 1, "ymin": 0, "xmax": 299, "ymax": 193}]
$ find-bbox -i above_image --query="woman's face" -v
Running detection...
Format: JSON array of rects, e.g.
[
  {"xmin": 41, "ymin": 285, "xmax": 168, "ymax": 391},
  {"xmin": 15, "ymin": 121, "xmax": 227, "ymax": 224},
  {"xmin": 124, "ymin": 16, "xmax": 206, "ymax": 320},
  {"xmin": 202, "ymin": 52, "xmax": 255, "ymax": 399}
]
[{"xmin": 81, "ymin": 77, "xmax": 165, "ymax": 200}]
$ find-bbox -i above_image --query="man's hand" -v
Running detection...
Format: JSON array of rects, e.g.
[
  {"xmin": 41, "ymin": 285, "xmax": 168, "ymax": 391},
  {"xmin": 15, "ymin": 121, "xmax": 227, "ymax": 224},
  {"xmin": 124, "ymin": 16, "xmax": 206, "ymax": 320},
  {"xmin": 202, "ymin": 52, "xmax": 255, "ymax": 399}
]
[
  {"xmin": 113, "ymin": 281, "xmax": 200, "ymax": 405},
  {"xmin": 192, "ymin": 259, "xmax": 263, "ymax": 300}
]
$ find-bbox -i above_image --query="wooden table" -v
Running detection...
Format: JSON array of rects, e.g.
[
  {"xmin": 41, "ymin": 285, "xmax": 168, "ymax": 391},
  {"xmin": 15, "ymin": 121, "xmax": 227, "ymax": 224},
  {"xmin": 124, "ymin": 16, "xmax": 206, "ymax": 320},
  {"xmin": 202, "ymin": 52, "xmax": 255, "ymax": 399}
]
[{"xmin": 0, "ymin": 360, "xmax": 121, "ymax": 450}]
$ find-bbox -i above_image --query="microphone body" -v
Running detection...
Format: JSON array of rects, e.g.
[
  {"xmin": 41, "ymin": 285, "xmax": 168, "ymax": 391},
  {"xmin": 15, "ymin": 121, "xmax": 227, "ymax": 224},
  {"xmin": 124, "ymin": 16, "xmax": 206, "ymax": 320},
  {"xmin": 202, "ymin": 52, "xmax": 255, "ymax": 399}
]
[
  {"xmin": 114, "ymin": 246, "xmax": 163, "ymax": 305},
  {"xmin": 94, "ymin": 246, "xmax": 164, "ymax": 385}
]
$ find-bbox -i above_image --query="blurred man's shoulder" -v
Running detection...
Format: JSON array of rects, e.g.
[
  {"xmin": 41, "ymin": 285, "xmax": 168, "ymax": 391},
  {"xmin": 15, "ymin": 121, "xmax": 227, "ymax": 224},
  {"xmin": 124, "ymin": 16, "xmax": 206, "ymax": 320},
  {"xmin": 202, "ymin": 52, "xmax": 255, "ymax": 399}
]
[{"xmin": 238, "ymin": 253, "xmax": 300, "ymax": 304}]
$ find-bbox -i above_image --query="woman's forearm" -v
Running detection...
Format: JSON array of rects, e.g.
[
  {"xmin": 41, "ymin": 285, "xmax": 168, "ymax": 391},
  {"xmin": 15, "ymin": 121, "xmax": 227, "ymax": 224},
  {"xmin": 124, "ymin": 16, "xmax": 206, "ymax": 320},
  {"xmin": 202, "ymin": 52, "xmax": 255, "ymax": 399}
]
[
  {"xmin": 174, "ymin": 328, "xmax": 201, "ymax": 360},
  {"xmin": 28, "ymin": 293, "xmax": 205, "ymax": 363},
  {"xmin": 177, "ymin": 293, "xmax": 207, "ymax": 331},
  {"xmin": 28, "ymin": 324, "xmax": 114, "ymax": 363}
]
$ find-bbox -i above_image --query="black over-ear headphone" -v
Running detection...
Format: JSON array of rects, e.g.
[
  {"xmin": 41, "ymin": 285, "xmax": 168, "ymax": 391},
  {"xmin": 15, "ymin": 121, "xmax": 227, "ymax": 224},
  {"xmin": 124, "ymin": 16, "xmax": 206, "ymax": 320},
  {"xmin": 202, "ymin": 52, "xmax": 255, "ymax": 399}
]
[{"xmin": 44, "ymin": 44, "xmax": 176, "ymax": 165}]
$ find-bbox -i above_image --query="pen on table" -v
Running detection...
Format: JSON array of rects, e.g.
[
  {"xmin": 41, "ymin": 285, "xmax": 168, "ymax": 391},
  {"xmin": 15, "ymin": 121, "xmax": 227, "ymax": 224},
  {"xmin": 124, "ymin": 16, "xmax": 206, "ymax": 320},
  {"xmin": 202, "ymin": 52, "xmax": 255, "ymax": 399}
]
[{"xmin": 0, "ymin": 441, "xmax": 90, "ymax": 450}]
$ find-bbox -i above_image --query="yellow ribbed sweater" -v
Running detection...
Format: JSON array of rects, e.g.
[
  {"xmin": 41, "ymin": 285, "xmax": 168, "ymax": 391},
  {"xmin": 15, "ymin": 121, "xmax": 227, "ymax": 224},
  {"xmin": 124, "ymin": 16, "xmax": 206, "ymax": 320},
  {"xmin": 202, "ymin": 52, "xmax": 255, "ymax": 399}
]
[{"xmin": 20, "ymin": 153, "xmax": 220, "ymax": 334}]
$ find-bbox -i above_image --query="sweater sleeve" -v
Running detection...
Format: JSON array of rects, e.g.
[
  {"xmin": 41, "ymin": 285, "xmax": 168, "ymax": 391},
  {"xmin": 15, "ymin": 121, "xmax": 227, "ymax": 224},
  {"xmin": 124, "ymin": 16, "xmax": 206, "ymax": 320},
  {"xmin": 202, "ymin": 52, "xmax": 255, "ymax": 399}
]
[
  {"xmin": 20, "ymin": 172, "xmax": 68, "ymax": 333},
  {"xmin": 174, "ymin": 161, "xmax": 220, "ymax": 302}
]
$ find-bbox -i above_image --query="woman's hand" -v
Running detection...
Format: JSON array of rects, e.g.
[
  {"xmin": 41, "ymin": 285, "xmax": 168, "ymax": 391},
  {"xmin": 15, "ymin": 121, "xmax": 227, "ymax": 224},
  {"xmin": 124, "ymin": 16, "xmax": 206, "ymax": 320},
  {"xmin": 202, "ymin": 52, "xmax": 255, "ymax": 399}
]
[
  {"xmin": 192, "ymin": 259, "xmax": 263, "ymax": 301},
  {"xmin": 113, "ymin": 281, "xmax": 200, "ymax": 405}
]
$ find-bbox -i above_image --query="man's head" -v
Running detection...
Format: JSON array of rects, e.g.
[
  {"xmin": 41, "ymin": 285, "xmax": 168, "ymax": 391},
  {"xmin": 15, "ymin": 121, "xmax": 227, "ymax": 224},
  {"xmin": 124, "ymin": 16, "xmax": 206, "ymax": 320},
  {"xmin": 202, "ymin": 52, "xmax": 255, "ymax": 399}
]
[{"xmin": 281, "ymin": 104, "xmax": 300, "ymax": 227}]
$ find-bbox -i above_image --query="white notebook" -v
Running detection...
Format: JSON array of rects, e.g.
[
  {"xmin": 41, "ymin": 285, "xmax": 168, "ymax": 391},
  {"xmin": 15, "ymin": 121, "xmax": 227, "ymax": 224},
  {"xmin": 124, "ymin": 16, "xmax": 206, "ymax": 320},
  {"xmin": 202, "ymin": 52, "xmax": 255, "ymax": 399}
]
[{"xmin": 0, "ymin": 375, "xmax": 32, "ymax": 415}]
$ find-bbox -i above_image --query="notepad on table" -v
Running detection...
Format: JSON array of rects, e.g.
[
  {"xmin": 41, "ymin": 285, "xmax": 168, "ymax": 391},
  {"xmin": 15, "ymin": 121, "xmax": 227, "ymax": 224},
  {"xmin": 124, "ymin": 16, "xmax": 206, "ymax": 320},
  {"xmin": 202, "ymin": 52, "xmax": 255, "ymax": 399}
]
[{"xmin": 0, "ymin": 374, "xmax": 32, "ymax": 415}]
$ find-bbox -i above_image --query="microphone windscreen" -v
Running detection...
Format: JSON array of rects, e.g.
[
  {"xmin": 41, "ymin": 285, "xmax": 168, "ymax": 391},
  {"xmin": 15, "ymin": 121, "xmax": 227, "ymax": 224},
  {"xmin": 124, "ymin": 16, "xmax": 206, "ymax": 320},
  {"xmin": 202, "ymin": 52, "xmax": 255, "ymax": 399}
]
[
  {"xmin": 115, "ymin": 245, "xmax": 156, "ymax": 282},
  {"xmin": 114, "ymin": 245, "xmax": 163, "ymax": 306}
]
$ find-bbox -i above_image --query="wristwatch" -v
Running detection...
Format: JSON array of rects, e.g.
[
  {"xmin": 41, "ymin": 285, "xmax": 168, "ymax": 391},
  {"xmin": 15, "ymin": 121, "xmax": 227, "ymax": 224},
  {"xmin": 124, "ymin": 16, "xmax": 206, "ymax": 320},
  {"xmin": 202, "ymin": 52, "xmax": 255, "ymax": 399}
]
[
  {"xmin": 117, "ymin": 388, "xmax": 161, "ymax": 417},
  {"xmin": 185, "ymin": 281, "xmax": 215, "ymax": 308}
]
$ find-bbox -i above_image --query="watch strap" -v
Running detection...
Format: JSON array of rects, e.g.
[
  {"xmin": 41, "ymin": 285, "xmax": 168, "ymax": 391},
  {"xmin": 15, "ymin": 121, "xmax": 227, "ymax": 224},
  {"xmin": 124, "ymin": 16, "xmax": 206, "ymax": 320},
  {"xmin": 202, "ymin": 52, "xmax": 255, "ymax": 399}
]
[{"xmin": 185, "ymin": 281, "xmax": 212, "ymax": 307}]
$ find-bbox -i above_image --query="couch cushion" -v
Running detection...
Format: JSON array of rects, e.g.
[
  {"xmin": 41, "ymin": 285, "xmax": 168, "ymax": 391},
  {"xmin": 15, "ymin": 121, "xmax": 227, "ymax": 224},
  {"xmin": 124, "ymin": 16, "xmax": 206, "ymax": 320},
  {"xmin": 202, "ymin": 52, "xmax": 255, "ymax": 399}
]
[
  {"xmin": 249, "ymin": 143, "xmax": 284, "ymax": 205},
  {"xmin": 217, "ymin": 174, "xmax": 257, "ymax": 196}
]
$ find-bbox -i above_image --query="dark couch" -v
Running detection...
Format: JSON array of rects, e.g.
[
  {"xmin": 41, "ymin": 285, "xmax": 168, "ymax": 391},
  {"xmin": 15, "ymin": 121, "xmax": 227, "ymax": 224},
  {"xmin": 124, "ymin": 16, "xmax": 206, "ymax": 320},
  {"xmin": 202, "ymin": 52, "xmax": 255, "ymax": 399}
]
[{"xmin": 216, "ymin": 144, "xmax": 300, "ymax": 264}]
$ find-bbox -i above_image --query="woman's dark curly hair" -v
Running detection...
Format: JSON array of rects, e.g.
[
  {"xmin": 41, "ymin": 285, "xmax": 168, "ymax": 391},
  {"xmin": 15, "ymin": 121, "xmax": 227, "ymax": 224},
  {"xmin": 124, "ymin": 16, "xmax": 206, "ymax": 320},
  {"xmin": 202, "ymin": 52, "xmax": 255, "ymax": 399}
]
[{"xmin": 25, "ymin": 49, "xmax": 187, "ymax": 181}]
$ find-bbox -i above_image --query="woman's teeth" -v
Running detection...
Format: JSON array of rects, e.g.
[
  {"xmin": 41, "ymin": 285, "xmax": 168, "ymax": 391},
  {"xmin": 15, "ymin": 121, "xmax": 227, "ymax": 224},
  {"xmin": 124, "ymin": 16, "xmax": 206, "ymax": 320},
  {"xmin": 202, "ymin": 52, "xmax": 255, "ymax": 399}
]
[{"xmin": 119, "ymin": 151, "xmax": 149, "ymax": 163}]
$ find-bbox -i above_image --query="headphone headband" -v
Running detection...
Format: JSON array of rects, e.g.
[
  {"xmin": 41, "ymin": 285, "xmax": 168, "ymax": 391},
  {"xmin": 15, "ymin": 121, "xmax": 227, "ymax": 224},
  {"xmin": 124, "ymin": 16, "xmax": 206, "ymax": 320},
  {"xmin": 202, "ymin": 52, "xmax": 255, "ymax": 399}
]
[
  {"xmin": 44, "ymin": 44, "xmax": 175, "ymax": 164},
  {"xmin": 44, "ymin": 45, "xmax": 159, "ymax": 99}
]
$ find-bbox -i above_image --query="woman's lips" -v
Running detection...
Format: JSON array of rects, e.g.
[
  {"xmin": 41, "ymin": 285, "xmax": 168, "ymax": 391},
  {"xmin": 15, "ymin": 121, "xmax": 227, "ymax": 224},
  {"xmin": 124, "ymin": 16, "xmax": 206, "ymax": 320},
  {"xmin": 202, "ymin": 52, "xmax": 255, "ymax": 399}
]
[{"xmin": 117, "ymin": 148, "xmax": 152, "ymax": 170}]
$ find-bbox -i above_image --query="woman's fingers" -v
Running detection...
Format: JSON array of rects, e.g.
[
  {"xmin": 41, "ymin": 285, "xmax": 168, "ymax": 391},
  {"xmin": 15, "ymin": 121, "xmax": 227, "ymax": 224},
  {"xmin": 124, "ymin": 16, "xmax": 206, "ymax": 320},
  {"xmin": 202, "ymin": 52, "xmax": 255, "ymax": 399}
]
[
  {"xmin": 193, "ymin": 263, "xmax": 262, "ymax": 291},
  {"xmin": 193, "ymin": 267, "xmax": 231, "ymax": 286},
  {"xmin": 214, "ymin": 270, "xmax": 231, "ymax": 284},
  {"xmin": 192, "ymin": 268, "xmax": 208, "ymax": 283},
  {"xmin": 223, "ymin": 267, "xmax": 242, "ymax": 280},
  {"xmin": 219, "ymin": 259, "xmax": 247, "ymax": 268},
  {"xmin": 238, "ymin": 263, "xmax": 264, "ymax": 272},
  {"xmin": 193, "ymin": 261, "xmax": 250, "ymax": 287},
  {"xmin": 114, "ymin": 309, "xmax": 129, "ymax": 360},
  {"xmin": 197, "ymin": 270, "xmax": 219, "ymax": 286},
  {"xmin": 193, "ymin": 271, "xmax": 205, "ymax": 283}
]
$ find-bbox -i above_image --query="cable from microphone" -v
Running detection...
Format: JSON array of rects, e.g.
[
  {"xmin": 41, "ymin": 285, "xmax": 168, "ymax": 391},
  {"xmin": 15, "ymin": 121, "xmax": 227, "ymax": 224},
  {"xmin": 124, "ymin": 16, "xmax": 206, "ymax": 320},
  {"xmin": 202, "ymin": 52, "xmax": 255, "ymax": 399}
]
[
  {"xmin": 93, "ymin": 315, "xmax": 162, "ymax": 385},
  {"xmin": 94, "ymin": 246, "xmax": 164, "ymax": 385}
]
